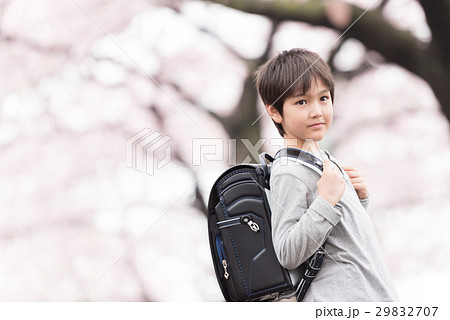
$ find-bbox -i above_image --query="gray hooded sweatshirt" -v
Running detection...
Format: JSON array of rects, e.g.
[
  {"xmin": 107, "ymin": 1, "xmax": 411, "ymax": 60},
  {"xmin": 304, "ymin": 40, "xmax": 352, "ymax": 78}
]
[{"xmin": 269, "ymin": 149, "xmax": 398, "ymax": 302}]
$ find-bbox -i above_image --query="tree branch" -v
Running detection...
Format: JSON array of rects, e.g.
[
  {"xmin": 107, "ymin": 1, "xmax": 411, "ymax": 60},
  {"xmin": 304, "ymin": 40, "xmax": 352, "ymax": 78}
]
[
  {"xmin": 203, "ymin": 0, "xmax": 426, "ymax": 78},
  {"xmin": 418, "ymin": 0, "xmax": 450, "ymax": 62}
]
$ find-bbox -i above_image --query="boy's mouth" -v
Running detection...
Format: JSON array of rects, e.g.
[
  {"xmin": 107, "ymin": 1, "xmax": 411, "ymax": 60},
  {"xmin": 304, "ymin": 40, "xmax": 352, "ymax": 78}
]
[{"xmin": 308, "ymin": 123, "xmax": 326, "ymax": 129}]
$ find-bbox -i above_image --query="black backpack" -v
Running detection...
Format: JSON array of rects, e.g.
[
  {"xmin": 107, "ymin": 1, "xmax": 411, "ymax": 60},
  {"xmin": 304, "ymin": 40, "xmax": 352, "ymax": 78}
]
[{"xmin": 207, "ymin": 148, "xmax": 327, "ymax": 301}]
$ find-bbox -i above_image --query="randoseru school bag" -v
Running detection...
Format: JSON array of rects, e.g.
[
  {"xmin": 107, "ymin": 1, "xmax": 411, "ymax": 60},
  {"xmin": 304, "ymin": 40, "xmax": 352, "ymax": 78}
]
[{"xmin": 207, "ymin": 148, "xmax": 327, "ymax": 301}]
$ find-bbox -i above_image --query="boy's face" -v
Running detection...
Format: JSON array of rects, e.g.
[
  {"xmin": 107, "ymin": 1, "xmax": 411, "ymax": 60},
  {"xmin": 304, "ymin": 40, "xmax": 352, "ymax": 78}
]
[{"xmin": 267, "ymin": 78, "xmax": 333, "ymax": 147}]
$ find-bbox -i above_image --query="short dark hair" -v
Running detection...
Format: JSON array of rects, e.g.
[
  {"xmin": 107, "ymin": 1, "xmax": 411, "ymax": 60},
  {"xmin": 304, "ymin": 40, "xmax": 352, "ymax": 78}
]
[{"xmin": 254, "ymin": 48, "xmax": 334, "ymax": 137}]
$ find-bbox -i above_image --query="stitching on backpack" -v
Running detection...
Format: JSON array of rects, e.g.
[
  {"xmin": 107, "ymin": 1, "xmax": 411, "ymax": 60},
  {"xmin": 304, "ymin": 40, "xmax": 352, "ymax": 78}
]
[
  {"xmin": 218, "ymin": 179, "xmax": 254, "ymax": 197},
  {"xmin": 219, "ymin": 195, "xmax": 250, "ymax": 296},
  {"xmin": 248, "ymin": 216, "xmax": 264, "ymax": 294},
  {"xmin": 216, "ymin": 169, "xmax": 255, "ymax": 188},
  {"xmin": 228, "ymin": 229, "xmax": 249, "ymax": 296}
]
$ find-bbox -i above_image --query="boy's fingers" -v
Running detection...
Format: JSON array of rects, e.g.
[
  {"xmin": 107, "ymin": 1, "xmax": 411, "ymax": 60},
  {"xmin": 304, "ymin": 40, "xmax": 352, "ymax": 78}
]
[
  {"xmin": 342, "ymin": 166, "xmax": 361, "ymax": 177},
  {"xmin": 350, "ymin": 177, "xmax": 364, "ymax": 184},
  {"xmin": 342, "ymin": 165, "xmax": 356, "ymax": 172},
  {"xmin": 347, "ymin": 171, "xmax": 361, "ymax": 178}
]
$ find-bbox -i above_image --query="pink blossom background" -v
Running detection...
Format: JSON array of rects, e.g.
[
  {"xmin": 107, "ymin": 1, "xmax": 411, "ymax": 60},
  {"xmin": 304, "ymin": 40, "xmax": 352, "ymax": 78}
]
[{"xmin": 0, "ymin": 0, "xmax": 449, "ymax": 301}]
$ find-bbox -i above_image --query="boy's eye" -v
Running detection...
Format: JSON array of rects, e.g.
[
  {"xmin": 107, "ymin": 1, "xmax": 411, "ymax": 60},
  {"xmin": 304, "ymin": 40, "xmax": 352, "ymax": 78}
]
[
  {"xmin": 296, "ymin": 99, "xmax": 307, "ymax": 106},
  {"xmin": 320, "ymin": 96, "xmax": 329, "ymax": 102}
]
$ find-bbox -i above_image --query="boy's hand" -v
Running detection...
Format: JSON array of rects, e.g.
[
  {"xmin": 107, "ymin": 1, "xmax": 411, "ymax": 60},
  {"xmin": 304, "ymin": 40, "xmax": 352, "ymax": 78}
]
[
  {"xmin": 341, "ymin": 165, "xmax": 369, "ymax": 199},
  {"xmin": 317, "ymin": 158, "xmax": 346, "ymax": 207}
]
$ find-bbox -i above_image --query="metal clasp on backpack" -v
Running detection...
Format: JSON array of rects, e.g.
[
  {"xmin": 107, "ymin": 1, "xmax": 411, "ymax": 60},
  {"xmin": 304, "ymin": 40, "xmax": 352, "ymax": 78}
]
[
  {"xmin": 218, "ymin": 215, "xmax": 260, "ymax": 232},
  {"xmin": 240, "ymin": 215, "xmax": 260, "ymax": 232},
  {"xmin": 222, "ymin": 260, "xmax": 229, "ymax": 279}
]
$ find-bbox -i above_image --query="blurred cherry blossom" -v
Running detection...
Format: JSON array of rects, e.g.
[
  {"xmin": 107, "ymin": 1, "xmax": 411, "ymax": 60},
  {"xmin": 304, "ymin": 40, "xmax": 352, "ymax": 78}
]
[{"xmin": 0, "ymin": 0, "xmax": 449, "ymax": 302}]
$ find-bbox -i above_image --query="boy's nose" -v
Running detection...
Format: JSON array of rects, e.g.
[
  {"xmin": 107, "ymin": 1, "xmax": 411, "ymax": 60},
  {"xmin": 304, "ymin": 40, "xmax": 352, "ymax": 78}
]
[{"xmin": 310, "ymin": 102, "xmax": 323, "ymax": 117}]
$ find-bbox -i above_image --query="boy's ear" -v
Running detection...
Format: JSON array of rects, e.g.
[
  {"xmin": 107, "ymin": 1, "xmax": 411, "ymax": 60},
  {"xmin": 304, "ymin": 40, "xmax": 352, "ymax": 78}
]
[{"xmin": 266, "ymin": 105, "xmax": 283, "ymax": 123}]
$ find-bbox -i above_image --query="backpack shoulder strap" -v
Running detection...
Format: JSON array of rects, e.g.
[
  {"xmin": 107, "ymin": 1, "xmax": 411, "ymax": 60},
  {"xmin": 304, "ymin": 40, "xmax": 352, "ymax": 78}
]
[
  {"xmin": 273, "ymin": 148, "xmax": 324, "ymax": 174},
  {"xmin": 258, "ymin": 152, "xmax": 274, "ymax": 187}
]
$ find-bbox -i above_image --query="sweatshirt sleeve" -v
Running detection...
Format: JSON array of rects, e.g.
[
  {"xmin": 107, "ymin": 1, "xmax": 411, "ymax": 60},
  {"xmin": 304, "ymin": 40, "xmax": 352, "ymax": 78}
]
[
  {"xmin": 269, "ymin": 172, "xmax": 342, "ymax": 270},
  {"xmin": 359, "ymin": 197, "xmax": 369, "ymax": 210}
]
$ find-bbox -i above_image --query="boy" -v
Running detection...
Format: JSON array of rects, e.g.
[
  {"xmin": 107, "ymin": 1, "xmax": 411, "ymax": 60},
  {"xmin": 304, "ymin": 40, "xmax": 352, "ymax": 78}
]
[{"xmin": 254, "ymin": 48, "xmax": 398, "ymax": 301}]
